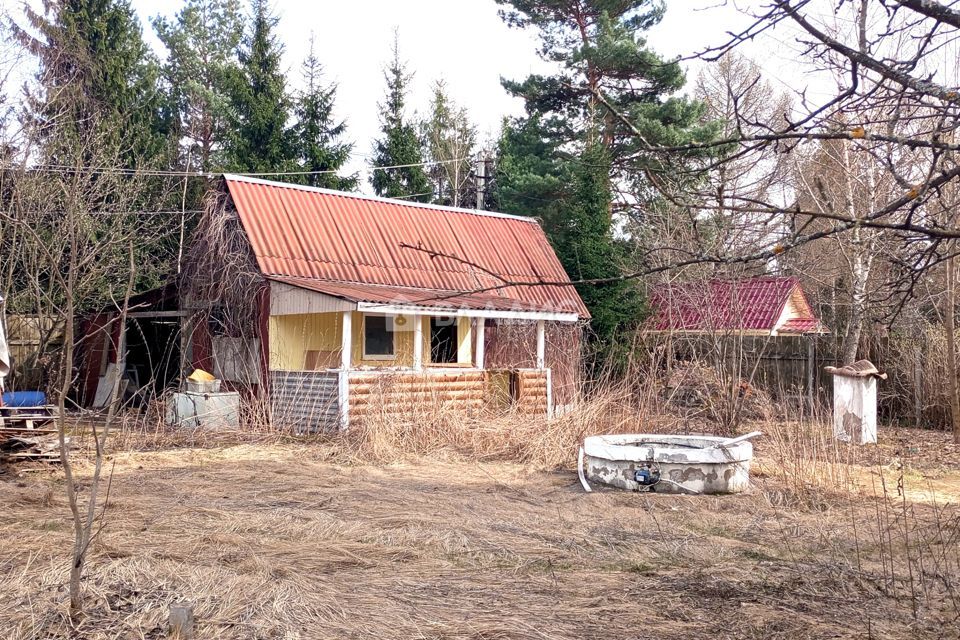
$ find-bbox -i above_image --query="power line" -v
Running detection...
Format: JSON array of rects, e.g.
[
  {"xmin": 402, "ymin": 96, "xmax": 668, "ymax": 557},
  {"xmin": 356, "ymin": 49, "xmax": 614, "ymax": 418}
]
[
  {"xmin": 390, "ymin": 191, "xmax": 435, "ymax": 200},
  {"xmin": 18, "ymin": 156, "xmax": 472, "ymax": 179},
  {"xmin": 7, "ymin": 209, "xmax": 203, "ymax": 216}
]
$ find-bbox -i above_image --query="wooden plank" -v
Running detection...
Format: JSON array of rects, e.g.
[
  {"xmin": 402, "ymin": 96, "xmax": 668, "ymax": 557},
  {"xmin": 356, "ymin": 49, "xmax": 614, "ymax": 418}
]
[
  {"xmin": 0, "ymin": 427, "xmax": 58, "ymax": 435},
  {"xmin": 1, "ymin": 453, "xmax": 62, "ymax": 459}
]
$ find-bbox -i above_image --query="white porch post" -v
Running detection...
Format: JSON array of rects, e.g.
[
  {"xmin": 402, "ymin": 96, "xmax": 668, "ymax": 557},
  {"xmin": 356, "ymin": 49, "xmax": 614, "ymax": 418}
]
[
  {"xmin": 412, "ymin": 313, "xmax": 423, "ymax": 371},
  {"xmin": 338, "ymin": 310, "xmax": 352, "ymax": 430},
  {"xmin": 536, "ymin": 320, "xmax": 545, "ymax": 369},
  {"xmin": 475, "ymin": 318, "xmax": 485, "ymax": 369},
  {"xmin": 341, "ymin": 310, "xmax": 352, "ymax": 370}
]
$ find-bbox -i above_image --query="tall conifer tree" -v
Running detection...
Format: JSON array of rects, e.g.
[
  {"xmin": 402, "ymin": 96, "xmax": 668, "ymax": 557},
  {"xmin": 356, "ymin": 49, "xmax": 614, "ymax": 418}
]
[
  {"xmin": 494, "ymin": 0, "xmax": 716, "ymax": 351},
  {"xmin": 224, "ymin": 0, "xmax": 293, "ymax": 174},
  {"xmin": 13, "ymin": 0, "xmax": 171, "ymax": 166},
  {"xmin": 292, "ymin": 35, "xmax": 357, "ymax": 191},
  {"xmin": 154, "ymin": 0, "xmax": 244, "ymax": 172},
  {"xmin": 369, "ymin": 35, "xmax": 430, "ymax": 201}
]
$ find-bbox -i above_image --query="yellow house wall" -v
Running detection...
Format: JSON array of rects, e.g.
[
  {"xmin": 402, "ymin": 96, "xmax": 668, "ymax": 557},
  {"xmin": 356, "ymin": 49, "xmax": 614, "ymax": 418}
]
[
  {"xmin": 772, "ymin": 287, "xmax": 812, "ymax": 332},
  {"xmin": 269, "ymin": 311, "xmax": 475, "ymax": 370},
  {"xmin": 268, "ymin": 312, "xmax": 341, "ymax": 370}
]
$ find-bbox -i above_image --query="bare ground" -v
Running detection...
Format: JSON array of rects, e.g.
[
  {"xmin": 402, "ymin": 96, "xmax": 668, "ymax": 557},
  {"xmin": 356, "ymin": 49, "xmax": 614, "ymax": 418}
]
[{"xmin": 1, "ymin": 429, "xmax": 959, "ymax": 639}]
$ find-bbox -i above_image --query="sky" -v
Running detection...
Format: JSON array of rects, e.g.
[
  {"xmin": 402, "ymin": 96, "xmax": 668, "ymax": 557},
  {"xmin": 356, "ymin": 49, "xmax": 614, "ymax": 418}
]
[
  {"xmin": 0, "ymin": 0, "xmax": 816, "ymax": 189},
  {"xmin": 131, "ymin": 0, "xmax": 777, "ymax": 190}
]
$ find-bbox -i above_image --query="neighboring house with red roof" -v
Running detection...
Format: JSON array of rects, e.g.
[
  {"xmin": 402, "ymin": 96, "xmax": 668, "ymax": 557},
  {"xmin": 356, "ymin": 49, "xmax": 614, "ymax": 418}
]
[
  {"xmin": 78, "ymin": 175, "xmax": 588, "ymax": 431},
  {"xmin": 648, "ymin": 277, "xmax": 828, "ymax": 336}
]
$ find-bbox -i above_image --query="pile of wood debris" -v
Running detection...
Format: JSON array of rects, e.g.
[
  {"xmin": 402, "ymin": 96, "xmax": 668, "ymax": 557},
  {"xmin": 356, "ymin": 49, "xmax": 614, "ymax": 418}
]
[
  {"xmin": 664, "ymin": 361, "xmax": 774, "ymax": 423},
  {"xmin": 0, "ymin": 425, "xmax": 61, "ymax": 462},
  {"xmin": 0, "ymin": 406, "xmax": 62, "ymax": 463}
]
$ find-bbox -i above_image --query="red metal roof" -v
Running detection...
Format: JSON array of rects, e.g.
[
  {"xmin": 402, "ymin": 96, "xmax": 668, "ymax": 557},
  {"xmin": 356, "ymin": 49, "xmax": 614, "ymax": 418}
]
[
  {"xmin": 269, "ymin": 276, "xmax": 564, "ymax": 314},
  {"xmin": 779, "ymin": 317, "xmax": 822, "ymax": 333},
  {"xmin": 224, "ymin": 175, "xmax": 588, "ymax": 317},
  {"xmin": 649, "ymin": 277, "xmax": 826, "ymax": 334}
]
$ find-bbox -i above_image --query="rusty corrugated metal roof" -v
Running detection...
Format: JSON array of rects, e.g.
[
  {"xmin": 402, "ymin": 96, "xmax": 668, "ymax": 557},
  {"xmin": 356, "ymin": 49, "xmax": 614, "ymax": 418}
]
[
  {"xmin": 224, "ymin": 175, "xmax": 588, "ymax": 317},
  {"xmin": 269, "ymin": 276, "xmax": 560, "ymax": 313}
]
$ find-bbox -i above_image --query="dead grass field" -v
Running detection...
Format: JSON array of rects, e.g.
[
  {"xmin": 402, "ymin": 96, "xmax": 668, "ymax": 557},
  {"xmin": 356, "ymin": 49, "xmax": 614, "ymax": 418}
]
[{"xmin": 1, "ymin": 427, "xmax": 959, "ymax": 639}]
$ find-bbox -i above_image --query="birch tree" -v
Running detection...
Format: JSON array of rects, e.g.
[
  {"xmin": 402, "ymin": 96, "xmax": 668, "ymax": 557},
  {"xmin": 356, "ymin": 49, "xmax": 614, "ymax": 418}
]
[{"xmin": 421, "ymin": 80, "xmax": 476, "ymax": 207}]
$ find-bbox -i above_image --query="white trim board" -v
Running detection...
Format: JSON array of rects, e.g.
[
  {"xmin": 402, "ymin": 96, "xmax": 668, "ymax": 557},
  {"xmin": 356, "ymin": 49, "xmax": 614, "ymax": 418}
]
[{"xmin": 356, "ymin": 302, "xmax": 578, "ymax": 323}]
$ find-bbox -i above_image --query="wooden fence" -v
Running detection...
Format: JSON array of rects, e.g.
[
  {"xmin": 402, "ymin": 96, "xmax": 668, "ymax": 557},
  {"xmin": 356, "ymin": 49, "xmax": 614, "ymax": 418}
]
[{"xmin": 659, "ymin": 333, "xmax": 834, "ymax": 412}]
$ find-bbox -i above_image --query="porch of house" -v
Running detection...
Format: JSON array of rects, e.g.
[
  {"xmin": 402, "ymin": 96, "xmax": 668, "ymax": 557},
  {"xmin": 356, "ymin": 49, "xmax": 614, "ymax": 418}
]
[{"xmin": 265, "ymin": 285, "xmax": 574, "ymax": 432}]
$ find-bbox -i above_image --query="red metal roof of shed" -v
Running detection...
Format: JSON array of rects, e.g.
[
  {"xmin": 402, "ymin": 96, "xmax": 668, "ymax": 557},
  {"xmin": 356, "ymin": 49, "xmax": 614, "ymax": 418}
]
[
  {"xmin": 649, "ymin": 277, "xmax": 825, "ymax": 334},
  {"xmin": 269, "ymin": 276, "xmax": 555, "ymax": 313},
  {"xmin": 224, "ymin": 175, "xmax": 588, "ymax": 317}
]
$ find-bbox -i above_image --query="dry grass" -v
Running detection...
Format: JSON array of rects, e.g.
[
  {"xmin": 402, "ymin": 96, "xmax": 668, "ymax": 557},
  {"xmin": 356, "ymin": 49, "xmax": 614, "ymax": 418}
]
[
  {"xmin": 1, "ymin": 415, "xmax": 960, "ymax": 639},
  {"xmin": 341, "ymin": 381, "xmax": 688, "ymax": 468}
]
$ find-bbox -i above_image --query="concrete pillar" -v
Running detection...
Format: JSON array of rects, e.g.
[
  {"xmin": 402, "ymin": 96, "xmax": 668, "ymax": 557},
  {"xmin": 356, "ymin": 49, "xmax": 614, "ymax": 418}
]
[{"xmin": 833, "ymin": 375, "xmax": 877, "ymax": 444}]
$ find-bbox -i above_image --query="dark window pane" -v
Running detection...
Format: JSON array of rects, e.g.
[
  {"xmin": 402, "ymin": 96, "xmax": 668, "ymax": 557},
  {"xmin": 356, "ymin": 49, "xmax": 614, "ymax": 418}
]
[
  {"xmin": 364, "ymin": 315, "xmax": 394, "ymax": 356},
  {"xmin": 430, "ymin": 316, "xmax": 457, "ymax": 363}
]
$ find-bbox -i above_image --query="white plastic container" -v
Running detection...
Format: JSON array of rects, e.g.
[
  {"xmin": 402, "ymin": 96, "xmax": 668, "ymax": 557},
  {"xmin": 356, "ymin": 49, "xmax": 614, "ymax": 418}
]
[{"xmin": 166, "ymin": 390, "xmax": 239, "ymax": 429}]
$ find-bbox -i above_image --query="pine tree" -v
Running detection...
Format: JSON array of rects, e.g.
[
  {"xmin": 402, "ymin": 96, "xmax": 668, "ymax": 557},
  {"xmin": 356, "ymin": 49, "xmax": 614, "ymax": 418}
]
[
  {"xmin": 224, "ymin": 0, "xmax": 293, "ymax": 174},
  {"xmin": 494, "ymin": 0, "xmax": 716, "ymax": 351},
  {"xmin": 369, "ymin": 35, "xmax": 430, "ymax": 201},
  {"xmin": 291, "ymin": 35, "xmax": 358, "ymax": 191},
  {"xmin": 497, "ymin": 1, "xmax": 714, "ymax": 174},
  {"xmin": 154, "ymin": 0, "xmax": 244, "ymax": 172},
  {"xmin": 12, "ymin": 0, "xmax": 172, "ymax": 167},
  {"xmin": 421, "ymin": 81, "xmax": 476, "ymax": 207}
]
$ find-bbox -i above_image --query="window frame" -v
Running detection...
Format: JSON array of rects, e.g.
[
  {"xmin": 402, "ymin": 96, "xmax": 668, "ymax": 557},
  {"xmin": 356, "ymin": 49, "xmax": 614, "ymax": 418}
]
[
  {"xmin": 361, "ymin": 313, "xmax": 396, "ymax": 361},
  {"xmin": 429, "ymin": 315, "xmax": 459, "ymax": 364}
]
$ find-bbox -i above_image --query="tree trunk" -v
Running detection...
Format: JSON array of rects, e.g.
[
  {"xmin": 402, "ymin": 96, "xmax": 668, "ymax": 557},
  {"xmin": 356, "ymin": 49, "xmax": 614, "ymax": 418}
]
[
  {"xmin": 839, "ymin": 138, "xmax": 872, "ymax": 366},
  {"xmin": 946, "ymin": 256, "xmax": 960, "ymax": 443},
  {"xmin": 841, "ymin": 252, "xmax": 868, "ymax": 365}
]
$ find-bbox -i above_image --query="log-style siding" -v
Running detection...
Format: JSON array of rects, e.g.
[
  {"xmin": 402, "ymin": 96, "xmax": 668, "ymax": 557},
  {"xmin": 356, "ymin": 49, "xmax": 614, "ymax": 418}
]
[
  {"xmin": 348, "ymin": 370, "xmax": 487, "ymax": 422},
  {"xmin": 486, "ymin": 321, "xmax": 580, "ymax": 408},
  {"xmin": 346, "ymin": 368, "xmax": 550, "ymax": 423},
  {"xmin": 514, "ymin": 369, "xmax": 549, "ymax": 415}
]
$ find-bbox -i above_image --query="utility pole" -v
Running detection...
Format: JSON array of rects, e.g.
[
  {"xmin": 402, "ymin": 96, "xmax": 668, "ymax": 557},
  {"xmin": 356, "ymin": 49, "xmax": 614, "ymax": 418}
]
[{"xmin": 476, "ymin": 155, "xmax": 485, "ymax": 211}]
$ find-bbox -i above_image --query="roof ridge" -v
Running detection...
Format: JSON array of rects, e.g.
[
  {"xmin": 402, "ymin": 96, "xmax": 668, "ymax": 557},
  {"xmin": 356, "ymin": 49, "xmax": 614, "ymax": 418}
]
[{"xmin": 222, "ymin": 173, "xmax": 540, "ymax": 225}]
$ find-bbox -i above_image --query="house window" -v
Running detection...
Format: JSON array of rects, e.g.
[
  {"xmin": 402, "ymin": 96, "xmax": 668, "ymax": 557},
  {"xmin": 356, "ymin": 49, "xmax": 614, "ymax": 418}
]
[
  {"xmin": 430, "ymin": 316, "xmax": 458, "ymax": 364},
  {"xmin": 362, "ymin": 314, "xmax": 395, "ymax": 359}
]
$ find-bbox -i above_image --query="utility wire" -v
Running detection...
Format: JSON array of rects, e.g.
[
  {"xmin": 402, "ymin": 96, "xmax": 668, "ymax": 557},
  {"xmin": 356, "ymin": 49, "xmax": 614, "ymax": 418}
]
[
  {"xmin": 10, "ymin": 209, "xmax": 204, "ymax": 216},
  {"xmin": 18, "ymin": 156, "xmax": 472, "ymax": 178},
  {"xmin": 390, "ymin": 191, "xmax": 435, "ymax": 200}
]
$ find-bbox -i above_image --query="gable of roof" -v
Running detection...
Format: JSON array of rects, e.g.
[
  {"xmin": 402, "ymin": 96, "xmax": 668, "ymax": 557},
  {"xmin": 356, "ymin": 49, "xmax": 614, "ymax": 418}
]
[
  {"xmin": 649, "ymin": 277, "xmax": 826, "ymax": 334},
  {"xmin": 222, "ymin": 175, "xmax": 589, "ymax": 317}
]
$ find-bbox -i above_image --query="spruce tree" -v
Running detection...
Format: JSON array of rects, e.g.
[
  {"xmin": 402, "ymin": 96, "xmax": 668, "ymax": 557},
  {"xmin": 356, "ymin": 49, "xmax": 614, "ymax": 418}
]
[
  {"xmin": 154, "ymin": 0, "xmax": 244, "ymax": 172},
  {"xmin": 496, "ymin": 119, "xmax": 644, "ymax": 352},
  {"xmin": 369, "ymin": 35, "xmax": 430, "ymax": 201},
  {"xmin": 291, "ymin": 35, "xmax": 358, "ymax": 191},
  {"xmin": 224, "ymin": 0, "xmax": 293, "ymax": 174},
  {"xmin": 13, "ymin": 0, "xmax": 172, "ymax": 167}
]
